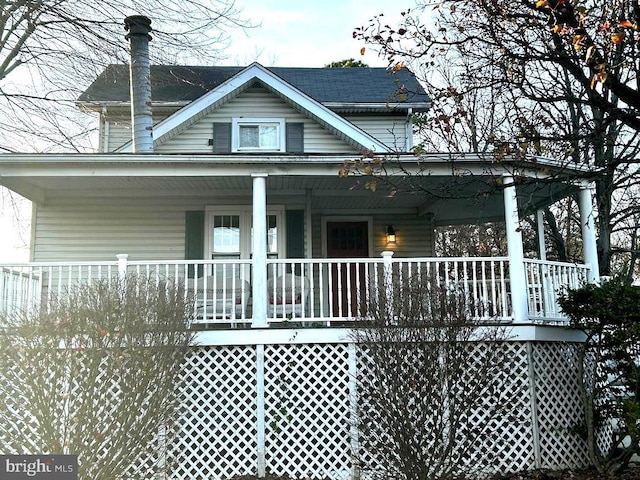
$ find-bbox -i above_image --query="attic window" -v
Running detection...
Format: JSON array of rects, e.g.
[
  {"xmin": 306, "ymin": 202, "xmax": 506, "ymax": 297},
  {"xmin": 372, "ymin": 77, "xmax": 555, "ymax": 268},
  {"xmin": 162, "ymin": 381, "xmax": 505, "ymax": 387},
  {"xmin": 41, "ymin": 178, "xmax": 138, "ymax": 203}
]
[{"xmin": 232, "ymin": 118, "xmax": 285, "ymax": 152}]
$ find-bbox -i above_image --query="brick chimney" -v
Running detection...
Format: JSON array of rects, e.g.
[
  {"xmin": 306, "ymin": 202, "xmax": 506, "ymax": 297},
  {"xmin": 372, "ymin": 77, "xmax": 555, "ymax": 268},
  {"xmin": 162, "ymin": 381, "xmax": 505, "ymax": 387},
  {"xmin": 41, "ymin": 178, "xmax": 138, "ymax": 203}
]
[{"xmin": 124, "ymin": 15, "xmax": 153, "ymax": 153}]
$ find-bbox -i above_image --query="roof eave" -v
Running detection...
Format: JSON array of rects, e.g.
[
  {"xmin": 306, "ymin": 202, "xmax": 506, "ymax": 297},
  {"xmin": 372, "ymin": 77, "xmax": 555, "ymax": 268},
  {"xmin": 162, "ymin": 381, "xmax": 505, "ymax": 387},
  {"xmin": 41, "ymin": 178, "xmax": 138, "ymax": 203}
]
[
  {"xmin": 78, "ymin": 100, "xmax": 432, "ymax": 115},
  {"xmin": 76, "ymin": 100, "xmax": 192, "ymax": 112},
  {"xmin": 323, "ymin": 102, "xmax": 431, "ymax": 113}
]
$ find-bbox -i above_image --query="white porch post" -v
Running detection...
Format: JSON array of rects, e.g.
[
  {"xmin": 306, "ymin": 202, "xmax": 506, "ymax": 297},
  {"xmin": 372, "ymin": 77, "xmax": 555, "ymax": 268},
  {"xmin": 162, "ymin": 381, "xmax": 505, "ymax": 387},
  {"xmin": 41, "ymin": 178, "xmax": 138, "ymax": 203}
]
[
  {"xmin": 255, "ymin": 344, "xmax": 266, "ymax": 476},
  {"xmin": 503, "ymin": 175, "xmax": 529, "ymax": 323},
  {"xmin": 536, "ymin": 210, "xmax": 546, "ymax": 261},
  {"xmin": 305, "ymin": 188, "xmax": 313, "ymax": 259},
  {"xmin": 116, "ymin": 253, "xmax": 129, "ymax": 279},
  {"xmin": 381, "ymin": 250, "xmax": 394, "ymax": 320},
  {"xmin": 252, "ymin": 174, "xmax": 269, "ymax": 328},
  {"xmin": 348, "ymin": 343, "xmax": 360, "ymax": 480},
  {"xmin": 578, "ymin": 181, "xmax": 600, "ymax": 283}
]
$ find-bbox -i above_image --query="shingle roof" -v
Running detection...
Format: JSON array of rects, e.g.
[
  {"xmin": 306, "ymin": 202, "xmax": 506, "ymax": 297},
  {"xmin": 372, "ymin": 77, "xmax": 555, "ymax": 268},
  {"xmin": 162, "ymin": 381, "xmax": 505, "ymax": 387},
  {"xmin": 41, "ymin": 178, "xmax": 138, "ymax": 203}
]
[{"xmin": 78, "ymin": 64, "xmax": 430, "ymax": 108}]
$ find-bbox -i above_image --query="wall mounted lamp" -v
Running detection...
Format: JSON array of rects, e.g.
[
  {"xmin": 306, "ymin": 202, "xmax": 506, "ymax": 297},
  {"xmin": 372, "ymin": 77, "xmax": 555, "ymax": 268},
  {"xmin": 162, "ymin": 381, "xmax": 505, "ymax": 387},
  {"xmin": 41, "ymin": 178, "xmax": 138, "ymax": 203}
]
[{"xmin": 386, "ymin": 225, "xmax": 397, "ymax": 245}]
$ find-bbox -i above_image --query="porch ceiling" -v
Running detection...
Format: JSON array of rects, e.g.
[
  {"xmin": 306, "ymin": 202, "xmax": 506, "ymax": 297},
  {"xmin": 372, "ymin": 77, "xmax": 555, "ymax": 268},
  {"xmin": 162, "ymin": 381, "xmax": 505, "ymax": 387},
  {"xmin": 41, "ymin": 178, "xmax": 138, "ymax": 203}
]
[{"xmin": 1, "ymin": 173, "xmax": 579, "ymax": 226}]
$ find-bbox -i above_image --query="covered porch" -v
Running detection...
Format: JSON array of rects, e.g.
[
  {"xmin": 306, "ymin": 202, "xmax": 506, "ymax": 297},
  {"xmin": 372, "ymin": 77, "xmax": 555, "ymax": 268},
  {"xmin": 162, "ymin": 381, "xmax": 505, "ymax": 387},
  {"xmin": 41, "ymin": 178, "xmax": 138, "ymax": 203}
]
[{"xmin": 0, "ymin": 153, "xmax": 599, "ymax": 327}]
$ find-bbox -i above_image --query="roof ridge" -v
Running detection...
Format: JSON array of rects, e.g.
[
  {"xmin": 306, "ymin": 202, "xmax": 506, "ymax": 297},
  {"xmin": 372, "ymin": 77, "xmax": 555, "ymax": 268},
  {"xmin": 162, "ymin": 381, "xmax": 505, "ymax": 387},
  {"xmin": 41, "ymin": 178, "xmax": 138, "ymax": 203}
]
[{"xmin": 103, "ymin": 63, "xmax": 392, "ymax": 71}]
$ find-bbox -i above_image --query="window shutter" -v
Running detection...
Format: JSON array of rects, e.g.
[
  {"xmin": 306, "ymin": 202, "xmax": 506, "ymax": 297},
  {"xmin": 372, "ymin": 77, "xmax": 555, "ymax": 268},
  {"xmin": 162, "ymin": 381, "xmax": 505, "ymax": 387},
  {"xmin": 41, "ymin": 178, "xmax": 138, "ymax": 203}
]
[
  {"xmin": 212, "ymin": 123, "xmax": 231, "ymax": 153},
  {"xmin": 286, "ymin": 210, "xmax": 305, "ymax": 274},
  {"xmin": 185, "ymin": 211, "xmax": 205, "ymax": 277},
  {"xmin": 285, "ymin": 123, "xmax": 304, "ymax": 153}
]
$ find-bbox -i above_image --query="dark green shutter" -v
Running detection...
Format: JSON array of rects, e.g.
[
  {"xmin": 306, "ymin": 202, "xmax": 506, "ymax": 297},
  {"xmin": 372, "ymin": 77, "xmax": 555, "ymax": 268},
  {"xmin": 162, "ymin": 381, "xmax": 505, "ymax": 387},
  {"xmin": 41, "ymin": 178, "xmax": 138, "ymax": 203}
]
[
  {"xmin": 212, "ymin": 123, "xmax": 231, "ymax": 153},
  {"xmin": 185, "ymin": 211, "xmax": 205, "ymax": 277},
  {"xmin": 285, "ymin": 123, "xmax": 304, "ymax": 153},
  {"xmin": 286, "ymin": 210, "xmax": 305, "ymax": 274}
]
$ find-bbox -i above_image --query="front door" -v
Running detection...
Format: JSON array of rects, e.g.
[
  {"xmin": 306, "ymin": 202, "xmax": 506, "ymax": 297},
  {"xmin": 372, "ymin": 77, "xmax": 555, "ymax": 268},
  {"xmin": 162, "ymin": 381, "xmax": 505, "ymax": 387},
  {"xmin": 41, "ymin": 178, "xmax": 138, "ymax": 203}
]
[{"xmin": 326, "ymin": 221, "xmax": 369, "ymax": 317}]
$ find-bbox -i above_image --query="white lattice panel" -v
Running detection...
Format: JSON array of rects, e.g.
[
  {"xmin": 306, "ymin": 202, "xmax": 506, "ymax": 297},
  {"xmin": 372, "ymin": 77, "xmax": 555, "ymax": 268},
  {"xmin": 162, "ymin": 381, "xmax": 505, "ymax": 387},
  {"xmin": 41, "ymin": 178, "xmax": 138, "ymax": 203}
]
[
  {"xmin": 583, "ymin": 351, "xmax": 615, "ymax": 457},
  {"xmin": 458, "ymin": 342, "xmax": 536, "ymax": 475},
  {"xmin": 167, "ymin": 346, "xmax": 258, "ymax": 479},
  {"xmin": 264, "ymin": 344, "xmax": 352, "ymax": 480},
  {"xmin": 355, "ymin": 342, "xmax": 536, "ymax": 478},
  {"xmin": 2, "ymin": 338, "xmax": 592, "ymax": 479},
  {"xmin": 1, "ymin": 350, "xmax": 165, "ymax": 479},
  {"xmin": 124, "ymin": 437, "xmax": 161, "ymax": 480},
  {"xmin": 0, "ymin": 362, "xmax": 42, "ymax": 454},
  {"xmin": 533, "ymin": 342, "xmax": 588, "ymax": 469}
]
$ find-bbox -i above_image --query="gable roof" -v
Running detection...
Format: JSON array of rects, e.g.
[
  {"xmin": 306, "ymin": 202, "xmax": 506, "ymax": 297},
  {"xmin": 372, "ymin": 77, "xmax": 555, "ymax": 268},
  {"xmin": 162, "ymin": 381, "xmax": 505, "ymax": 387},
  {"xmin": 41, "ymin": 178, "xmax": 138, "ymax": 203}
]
[
  {"xmin": 78, "ymin": 64, "xmax": 431, "ymax": 111},
  {"xmin": 106, "ymin": 63, "xmax": 417, "ymax": 153}
]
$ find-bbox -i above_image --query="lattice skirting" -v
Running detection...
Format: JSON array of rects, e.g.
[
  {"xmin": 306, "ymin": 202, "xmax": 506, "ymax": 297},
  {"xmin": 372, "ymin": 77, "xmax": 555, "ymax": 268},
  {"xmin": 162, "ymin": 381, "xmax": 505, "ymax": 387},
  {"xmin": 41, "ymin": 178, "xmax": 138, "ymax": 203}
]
[{"xmin": 125, "ymin": 341, "xmax": 588, "ymax": 480}]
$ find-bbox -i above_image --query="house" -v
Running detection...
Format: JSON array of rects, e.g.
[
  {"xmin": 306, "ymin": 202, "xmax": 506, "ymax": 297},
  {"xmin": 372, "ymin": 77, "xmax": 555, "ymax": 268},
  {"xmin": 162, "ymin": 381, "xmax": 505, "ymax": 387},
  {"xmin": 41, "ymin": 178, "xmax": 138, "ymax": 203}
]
[{"xmin": 0, "ymin": 16, "xmax": 598, "ymax": 479}]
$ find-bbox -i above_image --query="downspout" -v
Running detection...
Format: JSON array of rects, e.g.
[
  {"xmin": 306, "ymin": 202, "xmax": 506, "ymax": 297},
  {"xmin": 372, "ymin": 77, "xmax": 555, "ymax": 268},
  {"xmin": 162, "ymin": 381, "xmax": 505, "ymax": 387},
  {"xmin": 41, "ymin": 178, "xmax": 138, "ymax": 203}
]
[
  {"xmin": 406, "ymin": 107, "xmax": 413, "ymax": 152},
  {"xmin": 101, "ymin": 107, "xmax": 110, "ymax": 153},
  {"xmin": 124, "ymin": 15, "xmax": 154, "ymax": 153}
]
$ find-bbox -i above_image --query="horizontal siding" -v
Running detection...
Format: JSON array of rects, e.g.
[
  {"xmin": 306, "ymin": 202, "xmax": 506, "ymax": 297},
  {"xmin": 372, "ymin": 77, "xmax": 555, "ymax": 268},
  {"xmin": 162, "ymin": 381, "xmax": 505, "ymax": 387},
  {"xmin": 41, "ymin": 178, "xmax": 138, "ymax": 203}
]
[
  {"xmin": 103, "ymin": 117, "xmax": 132, "ymax": 153},
  {"xmin": 101, "ymin": 90, "xmax": 407, "ymax": 154},
  {"xmin": 103, "ymin": 113, "xmax": 175, "ymax": 152},
  {"xmin": 157, "ymin": 87, "xmax": 357, "ymax": 154},
  {"xmin": 346, "ymin": 115, "xmax": 409, "ymax": 151},
  {"xmin": 33, "ymin": 198, "xmax": 433, "ymax": 263},
  {"xmin": 32, "ymin": 198, "xmax": 201, "ymax": 262},
  {"xmin": 382, "ymin": 215, "xmax": 434, "ymax": 257}
]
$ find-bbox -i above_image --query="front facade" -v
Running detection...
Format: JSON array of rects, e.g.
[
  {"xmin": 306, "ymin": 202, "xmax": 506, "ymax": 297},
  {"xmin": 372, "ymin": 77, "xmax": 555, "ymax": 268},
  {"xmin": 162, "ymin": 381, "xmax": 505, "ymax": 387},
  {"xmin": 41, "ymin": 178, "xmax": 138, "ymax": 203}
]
[
  {"xmin": 0, "ymin": 53, "xmax": 598, "ymax": 476},
  {"xmin": 1, "ymin": 62, "xmax": 598, "ymax": 328}
]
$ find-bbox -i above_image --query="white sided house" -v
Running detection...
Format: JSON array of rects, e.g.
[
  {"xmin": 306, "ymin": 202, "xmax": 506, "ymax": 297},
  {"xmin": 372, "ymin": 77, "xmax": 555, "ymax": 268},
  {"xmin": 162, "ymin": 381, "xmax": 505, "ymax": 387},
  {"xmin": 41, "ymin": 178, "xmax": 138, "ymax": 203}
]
[{"xmin": 0, "ymin": 17, "xmax": 599, "ymax": 480}]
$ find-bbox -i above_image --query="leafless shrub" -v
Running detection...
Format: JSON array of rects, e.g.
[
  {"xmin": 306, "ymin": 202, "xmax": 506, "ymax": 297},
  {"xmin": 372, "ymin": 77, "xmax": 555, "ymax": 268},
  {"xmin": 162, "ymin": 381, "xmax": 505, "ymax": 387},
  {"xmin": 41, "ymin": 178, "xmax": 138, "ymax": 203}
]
[
  {"xmin": 352, "ymin": 272, "xmax": 512, "ymax": 480},
  {"xmin": 0, "ymin": 275, "xmax": 195, "ymax": 479}
]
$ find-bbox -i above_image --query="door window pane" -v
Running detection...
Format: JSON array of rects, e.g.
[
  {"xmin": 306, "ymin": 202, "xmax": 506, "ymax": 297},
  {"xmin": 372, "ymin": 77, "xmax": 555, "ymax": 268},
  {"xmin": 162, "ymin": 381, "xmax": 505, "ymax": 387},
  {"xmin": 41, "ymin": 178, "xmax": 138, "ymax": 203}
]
[
  {"xmin": 267, "ymin": 214, "xmax": 278, "ymax": 255},
  {"xmin": 213, "ymin": 215, "xmax": 240, "ymax": 257}
]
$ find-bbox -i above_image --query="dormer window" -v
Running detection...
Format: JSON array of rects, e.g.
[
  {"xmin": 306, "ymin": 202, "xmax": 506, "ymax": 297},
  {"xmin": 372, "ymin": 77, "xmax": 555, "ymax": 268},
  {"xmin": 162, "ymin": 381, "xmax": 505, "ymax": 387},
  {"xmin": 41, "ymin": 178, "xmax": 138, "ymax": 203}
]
[
  {"xmin": 239, "ymin": 124, "xmax": 277, "ymax": 149},
  {"xmin": 232, "ymin": 118, "xmax": 285, "ymax": 152},
  {"xmin": 211, "ymin": 119, "xmax": 303, "ymax": 154}
]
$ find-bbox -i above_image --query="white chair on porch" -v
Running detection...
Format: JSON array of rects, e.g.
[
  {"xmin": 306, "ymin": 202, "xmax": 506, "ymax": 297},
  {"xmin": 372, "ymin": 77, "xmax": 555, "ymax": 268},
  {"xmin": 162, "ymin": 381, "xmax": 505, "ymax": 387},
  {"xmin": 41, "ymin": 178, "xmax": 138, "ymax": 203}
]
[
  {"xmin": 267, "ymin": 274, "xmax": 310, "ymax": 318},
  {"xmin": 195, "ymin": 274, "xmax": 250, "ymax": 321}
]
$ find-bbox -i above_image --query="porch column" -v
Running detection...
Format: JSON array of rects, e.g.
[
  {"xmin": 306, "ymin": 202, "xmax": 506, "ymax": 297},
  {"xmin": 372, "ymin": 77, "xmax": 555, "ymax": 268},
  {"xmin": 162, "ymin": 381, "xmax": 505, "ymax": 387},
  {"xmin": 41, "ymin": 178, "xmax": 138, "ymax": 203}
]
[
  {"xmin": 503, "ymin": 175, "xmax": 529, "ymax": 323},
  {"xmin": 536, "ymin": 210, "xmax": 546, "ymax": 261},
  {"xmin": 252, "ymin": 173, "xmax": 268, "ymax": 328},
  {"xmin": 381, "ymin": 250, "xmax": 394, "ymax": 320},
  {"xmin": 116, "ymin": 253, "xmax": 129, "ymax": 280},
  {"xmin": 305, "ymin": 189, "xmax": 313, "ymax": 259},
  {"xmin": 578, "ymin": 181, "xmax": 600, "ymax": 283}
]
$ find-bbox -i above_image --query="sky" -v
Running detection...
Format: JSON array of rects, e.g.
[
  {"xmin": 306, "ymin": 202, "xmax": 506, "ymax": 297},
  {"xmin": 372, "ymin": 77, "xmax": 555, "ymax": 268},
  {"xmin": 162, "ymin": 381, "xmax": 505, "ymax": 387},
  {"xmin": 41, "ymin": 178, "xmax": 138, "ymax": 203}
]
[
  {"xmin": 0, "ymin": 194, "xmax": 30, "ymax": 262},
  {"xmin": 0, "ymin": 0, "xmax": 411, "ymax": 262},
  {"xmin": 225, "ymin": 0, "xmax": 405, "ymax": 68}
]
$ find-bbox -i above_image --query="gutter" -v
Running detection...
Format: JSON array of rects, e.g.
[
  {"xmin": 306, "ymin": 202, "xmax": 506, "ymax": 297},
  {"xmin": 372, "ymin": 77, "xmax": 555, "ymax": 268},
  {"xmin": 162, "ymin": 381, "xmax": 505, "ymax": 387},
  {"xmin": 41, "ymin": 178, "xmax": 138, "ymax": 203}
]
[
  {"xmin": 77, "ymin": 101, "xmax": 432, "ymax": 113},
  {"xmin": 322, "ymin": 102, "xmax": 431, "ymax": 112}
]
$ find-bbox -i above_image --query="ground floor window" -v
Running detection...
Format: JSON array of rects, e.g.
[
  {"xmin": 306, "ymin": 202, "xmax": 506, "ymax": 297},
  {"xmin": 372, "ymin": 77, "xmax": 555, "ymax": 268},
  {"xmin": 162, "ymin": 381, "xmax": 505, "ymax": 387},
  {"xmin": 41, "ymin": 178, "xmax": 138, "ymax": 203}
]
[{"xmin": 205, "ymin": 206, "xmax": 284, "ymax": 261}]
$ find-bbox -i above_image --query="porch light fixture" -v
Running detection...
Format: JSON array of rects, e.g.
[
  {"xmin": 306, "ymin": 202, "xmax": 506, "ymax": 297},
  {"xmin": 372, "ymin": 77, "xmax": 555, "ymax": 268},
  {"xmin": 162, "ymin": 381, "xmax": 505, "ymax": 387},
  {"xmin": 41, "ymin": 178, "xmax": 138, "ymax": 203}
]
[{"xmin": 386, "ymin": 225, "xmax": 397, "ymax": 245}]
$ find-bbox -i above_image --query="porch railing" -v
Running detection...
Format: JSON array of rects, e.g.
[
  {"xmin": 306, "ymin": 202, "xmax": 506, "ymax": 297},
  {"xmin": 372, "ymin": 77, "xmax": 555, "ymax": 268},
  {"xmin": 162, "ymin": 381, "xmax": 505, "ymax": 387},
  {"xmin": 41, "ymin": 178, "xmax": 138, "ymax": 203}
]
[
  {"xmin": 265, "ymin": 257, "xmax": 513, "ymax": 325},
  {"xmin": 0, "ymin": 257, "xmax": 591, "ymax": 326},
  {"xmin": 0, "ymin": 266, "xmax": 42, "ymax": 317},
  {"xmin": 524, "ymin": 259, "xmax": 590, "ymax": 321}
]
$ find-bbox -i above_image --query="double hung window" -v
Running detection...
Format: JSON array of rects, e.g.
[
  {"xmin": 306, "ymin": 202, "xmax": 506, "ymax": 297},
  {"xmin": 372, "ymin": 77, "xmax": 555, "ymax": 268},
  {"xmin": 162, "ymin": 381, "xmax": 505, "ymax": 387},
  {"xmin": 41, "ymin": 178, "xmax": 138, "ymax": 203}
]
[
  {"xmin": 206, "ymin": 207, "xmax": 284, "ymax": 261},
  {"xmin": 232, "ymin": 118, "xmax": 285, "ymax": 152}
]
